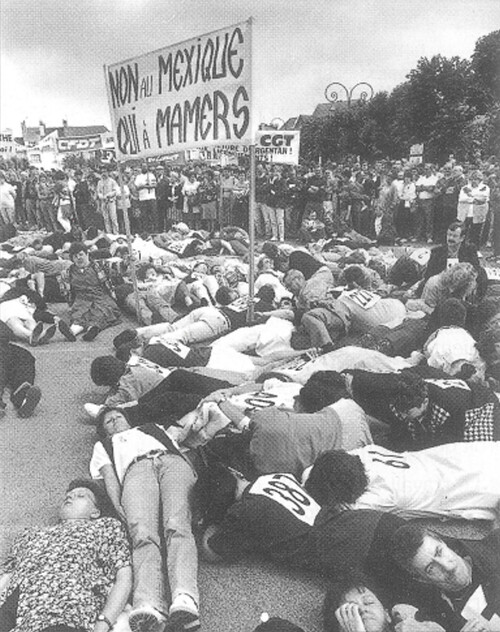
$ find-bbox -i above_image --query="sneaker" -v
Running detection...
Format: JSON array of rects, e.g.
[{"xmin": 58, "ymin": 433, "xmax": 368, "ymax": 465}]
[
  {"xmin": 169, "ymin": 594, "xmax": 200, "ymax": 631},
  {"xmin": 82, "ymin": 325, "xmax": 100, "ymax": 342},
  {"xmin": 38, "ymin": 323, "xmax": 57, "ymax": 345},
  {"xmin": 58, "ymin": 320, "xmax": 77, "ymax": 342},
  {"xmin": 29, "ymin": 322, "xmax": 44, "ymax": 346},
  {"xmin": 17, "ymin": 385, "xmax": 42, "ymax": 417},
  {"xmin": 84, "ymin": 403, "xmax": 103, "ymax": 419},
  {"xmin": 129, "ymin": 605, "xmax": 167, "ymax": 632}
]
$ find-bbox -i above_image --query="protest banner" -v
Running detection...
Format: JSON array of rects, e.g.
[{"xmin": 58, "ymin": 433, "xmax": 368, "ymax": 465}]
[
  {"xmin": 255, "ymin": 130, "xmax": 300, "ymax": 164},
  {"xmin": 56, "ymin": 134, "xmax": 103, "ymax": 153},
  {"xmin": 104, "ymin": 19, "xmax": 252, "ymax": 160}
]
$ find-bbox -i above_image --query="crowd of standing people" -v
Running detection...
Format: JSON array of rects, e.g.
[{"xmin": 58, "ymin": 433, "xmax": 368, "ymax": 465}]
[{"xmin": 1, "ymin": 151, "xmax": 500, "ymax": 632}]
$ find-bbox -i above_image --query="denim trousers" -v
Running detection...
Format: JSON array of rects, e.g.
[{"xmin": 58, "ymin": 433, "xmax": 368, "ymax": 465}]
[{"xmin": 121, "ymin": 452, "xmax": 199, "ymax": 612}]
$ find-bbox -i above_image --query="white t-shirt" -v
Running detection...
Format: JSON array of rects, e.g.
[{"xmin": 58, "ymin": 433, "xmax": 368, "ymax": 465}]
[
  {"xmin": 350, "ymin": 443, "xmax": 500, "ymax": 520},
  {"xmin": 134, "ymin": 173, "xmax": 157, "ymax": 201},
  {"xmin": 424, "ymin": 326, "xmax": 485, "ymax": 377},
  {"xmin": 90, "ymin": 426, "xmax": 175, "ymax": 483},
  {"xmin": 0, "ymin": 182, "xmax": 16, "ymax": 209},
  {"xmin": 0, "ymin": 296, "xmax": 34, "ymax": 324}
]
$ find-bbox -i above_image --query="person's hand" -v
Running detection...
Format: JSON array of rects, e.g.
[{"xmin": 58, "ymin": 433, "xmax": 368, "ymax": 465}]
[
  {"xmin": 460, "ymin": 615, "xmax": 494, "ymax": 632},
  {"xmin": 198, "ymin": 389, "xmax": 230, "ymax": 405},
  {"xmin": 335, "ymin": 603, "xmax": 367, "ymax": 632}
]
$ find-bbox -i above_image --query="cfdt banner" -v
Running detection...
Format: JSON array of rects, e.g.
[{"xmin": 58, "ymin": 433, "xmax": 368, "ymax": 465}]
[{"xmin": 105, "ymin": 20, "xmax": 252, "ymax": 160}]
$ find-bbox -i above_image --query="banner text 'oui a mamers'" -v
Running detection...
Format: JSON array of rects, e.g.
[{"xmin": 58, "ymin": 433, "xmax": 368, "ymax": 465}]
[{"xmin": 105, "ymin": 20, "xmax": 251, "ymax": 159}]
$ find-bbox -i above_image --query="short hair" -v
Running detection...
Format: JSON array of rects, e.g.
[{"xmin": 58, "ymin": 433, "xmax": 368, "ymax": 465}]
[
  {"xmin": 441, "ymin": 262, "xmax": 477, "ymax": 298},
  {"xmin": 90, "ymin": 355, "xmax": 126, "ymax": 386},
  {"xmin": 253, "ymin": 617, "xmax": 305, "ymax": 632},
  {"xmin": 304, "ymin": 451, "xmax": 368, "ymax": 506},
  {"xmin": 342, "ymin": 265, "xmax": 367, "ymax": 289},
  {"xmin": 95, "ymin": 406, "xmax": 130, "ymax": 441},
  {"xmin": 447, "ymin": 221, "xmax": 465, "ymax": 236},
  {"xmin": 67, "ymin": 478, "xmax": 114, "ymax": 517},
  {"xmin": 283, "ymin": 269, "xmax": 304, "ymax": 288},
  {"xmin": 473, "ymin": 297, "xmax": 500, "ymax": 330},
  {"xmin": 68, "ymin": 241, "xmax": 88, "ymax": 258},
  {"xmin": 299, "ymin": 371, "xmax": 349, "ymax": 413},
  {"xmin": 215, "ymin": 286, "xmax": 234, "ymax": 305},
  {"xmin": 436, "ymin": 298, "xmax": 467, "ymax": 327},
  {"xmin": 256, "ymin": 284, "xmax": 276, "ymax": 304},
  {"xmin": 136, "ymin": 264, "xmax": 158, "ymax": 281},
  {"xmin": 323, "ymin": 573, "xmax": 389, "ymax": 632},
  {"xmin": 391, "ymin": 524, "xmax": 441, "ymax": 574},
  {"xmin": 391, "ymin": 372, "xmax": 428, "ymax": 415}
]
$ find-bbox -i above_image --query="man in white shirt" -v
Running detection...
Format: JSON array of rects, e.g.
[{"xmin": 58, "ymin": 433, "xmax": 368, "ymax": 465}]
[
  {"xmin": 304, "ymin": 442, "xmax": 500, "ymax": 521},
  {"xmin": 0, "ymin": 172, "xmax": 16, "ymax": 225},
  {"xmin": 416, "ymin": 164, "xmax": 438, "ymax": 243},
  {"xmin": 134, "ymin": 164, "xmax": 157, "ymax": 233}
]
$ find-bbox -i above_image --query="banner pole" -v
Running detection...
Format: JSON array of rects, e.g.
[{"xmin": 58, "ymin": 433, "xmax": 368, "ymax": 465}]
[
  {"xmin": 247, "ymin": 143, "xmax": 256, "ymax": 324},
  {"xmin": 116, "ymin": 161, "xmax": 142, "ymax": 324}
]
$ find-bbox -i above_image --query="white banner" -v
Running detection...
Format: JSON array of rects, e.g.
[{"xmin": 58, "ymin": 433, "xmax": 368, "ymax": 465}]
[
  {"xmin": 105, "ymin": 19, "xmax": 252, "ymax": 160},
  {"xmin": 255, "ymin": 130, "xmax": 300, "ymax": 164},
  {"xmin": 0, "ymin": 129, "xmax": 16, "ymax": 154}
]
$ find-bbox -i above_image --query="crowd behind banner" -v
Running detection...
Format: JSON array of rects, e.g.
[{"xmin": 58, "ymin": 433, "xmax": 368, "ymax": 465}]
[
  {"xmin": 3, "ymin": 150, "xmax": 500, "ymax": 632},
  {"xmin": 0, "ymin": 154, "xmax": 498, "ymax": 252}
]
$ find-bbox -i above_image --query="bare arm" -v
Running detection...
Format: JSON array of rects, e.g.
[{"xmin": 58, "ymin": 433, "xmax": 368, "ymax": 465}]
[
  {"xmin": 92, "ymin": 565, "xmax": 132, "ymax": 632},
  {"xmin": 100, "ymin": 464, "xmax": 125, "ymax": 520}
]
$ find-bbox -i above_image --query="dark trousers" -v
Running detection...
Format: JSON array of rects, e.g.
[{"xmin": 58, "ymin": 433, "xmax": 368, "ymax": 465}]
[
  {"xmin": 122, "ymin": 368, "xmax": 232, "ymax": 428},
  {"xmin": 0, "ymin": 323, "xmax": 36, "ymax": 405}
]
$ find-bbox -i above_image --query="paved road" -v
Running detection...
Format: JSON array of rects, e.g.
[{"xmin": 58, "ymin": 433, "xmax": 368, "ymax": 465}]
[{"xmin": 0, "ymin": 314, "xmax": 325, "ymax": 632}]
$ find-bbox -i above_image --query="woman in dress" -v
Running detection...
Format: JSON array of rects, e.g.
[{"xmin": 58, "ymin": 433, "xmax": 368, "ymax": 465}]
[{"xmin": 59, "ymin": 242, "xmax": 121, "ymax": 342}]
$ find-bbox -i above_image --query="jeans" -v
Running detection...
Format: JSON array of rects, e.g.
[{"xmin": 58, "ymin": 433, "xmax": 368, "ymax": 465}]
[
  {"xmin": 121, "ymin": 452, "xmax": 198, "ymax": 611},
  {"xmin": 139, "ymin": 307, "xmax": 229, "ymax": 345}
]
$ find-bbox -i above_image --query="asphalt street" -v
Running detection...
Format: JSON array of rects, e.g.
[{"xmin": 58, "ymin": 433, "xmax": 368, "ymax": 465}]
[{"xmin": 0, "ymin": 314, "xmax": 326, "ymax": 632}]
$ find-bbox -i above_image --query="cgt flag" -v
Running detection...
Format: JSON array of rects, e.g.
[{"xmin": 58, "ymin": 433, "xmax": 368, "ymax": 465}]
[{"xmin": 104, "ymin": 19, "xmax": 252, "ymax": 160}]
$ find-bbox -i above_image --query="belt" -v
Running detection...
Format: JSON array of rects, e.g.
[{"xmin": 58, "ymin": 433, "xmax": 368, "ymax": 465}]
[{"xmin": 130, "ymin": 449, "xmax": 166, "ymax": 466}]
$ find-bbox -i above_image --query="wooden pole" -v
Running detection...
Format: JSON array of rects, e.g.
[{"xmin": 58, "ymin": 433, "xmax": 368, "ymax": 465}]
[
  {"xmin": 116, "ymin": 162, "xmax": 142, "ymax": 323},
  {"xmin": 247, "ymin": 144, "xmax": 256, "ymax": 324}
]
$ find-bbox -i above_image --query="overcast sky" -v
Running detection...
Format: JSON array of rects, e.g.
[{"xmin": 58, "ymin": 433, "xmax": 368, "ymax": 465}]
[{"xmin": 1, "ymin": 0, "xmax": 497, "ymax": 136}]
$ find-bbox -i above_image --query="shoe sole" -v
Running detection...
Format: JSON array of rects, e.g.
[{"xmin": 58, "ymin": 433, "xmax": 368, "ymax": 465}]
[
  {"xmin": 168, "ymin": 609, "xmax": 200, "ymax": 632},
  {"xmin": 17, "ymin": 386, "xmax": 42, "ymax": 417},
  {"xmin": 128, "ymin": 611, "xmax": 166, "ymax": 632},
  {"xmin": 59, "ymin": 321, "xmax": 77, "ymax": 342},
  {"xmin": 82, "ymin": 326, "xmax": 99, "ymax": 342},
  {"xmin": 38, "ymin": 324, "xmax": 57, "ymax": 345},
  {"xmin": 30, "ymin": 322, "xmax": 44, "ymax": 346}
]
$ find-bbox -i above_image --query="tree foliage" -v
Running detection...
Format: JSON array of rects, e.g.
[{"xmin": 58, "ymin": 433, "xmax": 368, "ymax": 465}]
[{"xmin": 299, "ymin": 29, "xmax": 500, "ymax": 165}]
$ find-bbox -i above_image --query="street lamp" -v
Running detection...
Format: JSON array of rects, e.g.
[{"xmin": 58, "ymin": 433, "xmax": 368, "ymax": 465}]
[
  {"xmin": 324, "ymin": 81, "xmax": 374, "ymax": 108},
  {"xmin": 270, "ymin": 117, "xmax": 285, "ymax": 129}
]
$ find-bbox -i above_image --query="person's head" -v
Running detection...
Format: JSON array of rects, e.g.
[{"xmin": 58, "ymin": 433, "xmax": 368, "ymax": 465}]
[
  {"xmin": 390, "ymin": 372, "xmax": 428, "ymax": 421},
  {"xmin": 257, "ymin": 255, "xmax": 274, "ymax": 272},
  {"xmin": 304, "ymin": 450, "xmax": 368, "ymax": 506},
  {"xmin": 391, "ymin": 525, "xmax": 472, "ymax": 594},
  {"xmin": 69, "ymin": 242, "xmax": 89, "ymax": 267},
  {"xmin": 59, "ymin": 479, "xmax": 110, "ymax": 521},
  {"xmin": 279, "ymin": 296, "xmax": 293, "ymax": 309},
  {"xmin": 297, "ymin": 371, "xmax": 350, "ymax": 413},
  {"xmin": 424, "ymin": 163, "xmax": 433, "ymax": 176},
  {"xmin": 442, "ymin": 262, "xmax": 478, "ymax": 299},
  {"xmin": 141, "ymin": 163, "xmax": 148, "ymax": 174},
  {"xmin": 324, "ymin": 577, "xmax": 392, "ymax": 632},
  {"xmin": 283, "ymin": 269, "xmax": 306, "ymax": 295},
  {"xmin": 255, "ymin": 284, "xmax": 276, "ymax": 307},
  {"xmin": 308, "ymin": 210, "xmax": 317, "ymax": 221},
  {"xmin": 469, "ymin": 170, "xmax": 483, "ymax": 187},
  {"xmin": 199, "ymin": 463, "xmax": 244, "ymax": 525},
  {"xmin": 215, "ymin": 285, "xmax": 238, "ymax": 306},
  {"xmin": 343, "ymin": 265, "xmax": 368, "ymax": 289},
  {"xmin": 142, "ymin": 265, "xmax": 161, "ymax": 283},
  {"xmin": 96, "ymin": 407, "xmax": 131, "ymax": 441},
  {"xmin": 90, "ymin": 355, "xmax": 127, "ymax": 386},
  {"xmin": 446, "ymin": 221, "xmax": 466, "ymax": 250},
  {"xmin": 252, "ymin": 616, "xmax": 305, "ymax": 632}
]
